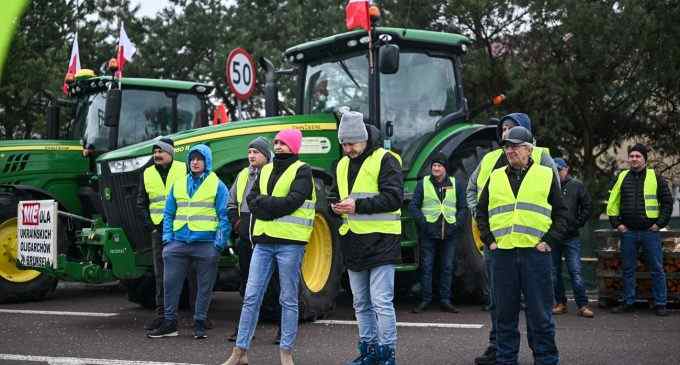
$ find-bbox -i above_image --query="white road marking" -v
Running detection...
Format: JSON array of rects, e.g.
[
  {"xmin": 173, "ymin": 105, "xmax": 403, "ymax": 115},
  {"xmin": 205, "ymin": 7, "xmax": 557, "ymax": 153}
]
[
  {"xmin": 314, "ymin": 319, "xmax": 484, "ymax": 329},
  {"xmin": 0, "ymin": 354, "xmax": 203, "ymax": 365},
  {"xmin": 0, "ymin": 309, "xmax": 118, "ymax": 317}
]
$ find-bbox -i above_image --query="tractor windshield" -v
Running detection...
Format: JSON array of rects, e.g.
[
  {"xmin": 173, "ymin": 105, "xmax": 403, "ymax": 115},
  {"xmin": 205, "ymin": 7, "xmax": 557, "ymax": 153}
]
[
  {"xmin": 69, "ymin": 89, "xmax": 203, "ymax": 151},
  {"xmin": 303, "ymin": 51, "xmax": 459, "ymax": 168}
]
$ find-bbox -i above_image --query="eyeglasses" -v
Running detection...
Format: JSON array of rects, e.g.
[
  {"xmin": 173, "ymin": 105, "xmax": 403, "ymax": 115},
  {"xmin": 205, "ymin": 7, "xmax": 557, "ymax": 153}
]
[{"xmin": 503, "ymin": 144, "xmax": 525, "ymax": 151}]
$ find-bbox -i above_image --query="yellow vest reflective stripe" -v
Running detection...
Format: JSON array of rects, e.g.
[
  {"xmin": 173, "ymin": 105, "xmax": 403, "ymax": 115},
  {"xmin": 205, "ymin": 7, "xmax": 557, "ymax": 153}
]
[
  {"xmin": 235, "ymin": 167, "xmax": 250, "ymax": 216},
  {"xmin": 143, "ymin": 160, "xmax": 186, "ymax": 225},
  {"xmin": 173, "ymin": 172, "xmax": 219, "ymax": 232},
  {"xmin": 252, "ymin": 160, "xmax": 317, "ymax": 242},
  {"xmin": 422, "ymin": 176, "xmax": 457, "ymax": 224},
  {"xmin": 476, "ymin": 147, "xmax": 549, "ymax": 199},
  {"xmin": 337, "ymin": 148, "xmax": 402, "ymax": 235},
  {"xmin": 606, "ymin": 169, "xmax": 659, "ymax": 218},
  {"xmin": 488, "ymin": 164, "xmax": 553, "ymax": 249}
]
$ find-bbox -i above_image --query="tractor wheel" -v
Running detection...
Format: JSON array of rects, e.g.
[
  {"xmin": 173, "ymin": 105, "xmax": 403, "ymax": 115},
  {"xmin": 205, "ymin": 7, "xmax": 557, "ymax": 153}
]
[
  {"xmin": 448, "ymin": 138, "xmax": 499, "ymax": 303},
  {"xmin": 0, "ymin": 191, "xmax": 59, "ymax": 303},
  {"xmin": 260, "ymin": 178, "xmax": 343, "ymax": 322}
]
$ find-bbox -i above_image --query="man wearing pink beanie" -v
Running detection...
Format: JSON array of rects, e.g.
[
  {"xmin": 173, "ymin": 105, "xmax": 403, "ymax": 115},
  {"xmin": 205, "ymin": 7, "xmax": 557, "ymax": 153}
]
[{"xmin": 224, "ymin": 128, "xmax": 315, "ymax": 365}]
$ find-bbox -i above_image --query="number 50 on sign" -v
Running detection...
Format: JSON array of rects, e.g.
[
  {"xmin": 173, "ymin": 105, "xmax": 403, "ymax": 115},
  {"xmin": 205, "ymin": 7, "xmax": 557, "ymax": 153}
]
[{"xmin": 226, "ymin": 48, "xmax": 257, "ymax": 101}]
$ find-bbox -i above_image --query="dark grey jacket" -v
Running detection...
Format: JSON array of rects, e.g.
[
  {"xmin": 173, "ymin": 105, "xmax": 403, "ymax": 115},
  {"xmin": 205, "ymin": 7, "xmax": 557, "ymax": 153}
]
[{"xmin": 560, "ymin": 176, "xmax": 592, "ymax": 239}]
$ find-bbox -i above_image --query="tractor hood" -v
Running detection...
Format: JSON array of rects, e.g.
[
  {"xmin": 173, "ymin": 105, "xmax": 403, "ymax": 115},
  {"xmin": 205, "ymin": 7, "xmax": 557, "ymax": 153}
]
[
  {"xmin": 0, "ymin": 139, "xmax": 83, "ymax": 153},
  {"xmin": 97, "ymin": 113, "xmax": 338, "ymax": 163}
]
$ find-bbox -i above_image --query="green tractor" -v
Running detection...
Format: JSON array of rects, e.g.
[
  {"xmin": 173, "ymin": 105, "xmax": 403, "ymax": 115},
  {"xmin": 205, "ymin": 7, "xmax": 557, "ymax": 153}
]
[
  {"xmin": 6, "ymin": 27, "xmax": 499, "ymax": 319},
  {"xmin": 0, "ymin": 72, "xmax": 214, "ymax": 302}
]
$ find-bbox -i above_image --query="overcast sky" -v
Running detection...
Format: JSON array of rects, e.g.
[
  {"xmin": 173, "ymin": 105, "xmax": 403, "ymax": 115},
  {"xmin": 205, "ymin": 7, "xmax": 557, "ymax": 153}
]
[{"xmin": 133, "ymin": 0, "xmax": 236, "ymax": 17}]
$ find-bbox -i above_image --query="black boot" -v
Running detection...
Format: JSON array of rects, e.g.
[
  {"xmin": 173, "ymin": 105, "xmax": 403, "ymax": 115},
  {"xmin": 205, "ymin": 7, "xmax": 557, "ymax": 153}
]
[
  {"xmin": 228, "ymin": 326, "xmax": 238, "ymax": 342},
  {"xmin": 440, "ymin": 302, "xmax": 459, "ymax": 313},
  {"xmin": 273, "ymin": 325, "xmax": 281, "ymax": 345},
  {"xmin": 346, "ymin": 342, "xmax": 378, "ymax": 365},
  {"xmin": 411, "ymin": 301, "xmax": 429, "ymax": 313},
  {"xmin": 474, "ymin": 345, "xmax": 496, "ymax": 365},
  {"xmin": 611, "ymin": 303, "xmax": 635, "ymax": 314},
  {"xmin": 144, "ymin": 306, "xmax": 165, "ymax": 331}
]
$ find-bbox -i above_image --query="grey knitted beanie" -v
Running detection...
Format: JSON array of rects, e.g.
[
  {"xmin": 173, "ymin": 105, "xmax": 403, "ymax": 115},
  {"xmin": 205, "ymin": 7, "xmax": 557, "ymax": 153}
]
[{"xmin": 337, "ymin": 111, "xmax": 368, "ymax": 144}]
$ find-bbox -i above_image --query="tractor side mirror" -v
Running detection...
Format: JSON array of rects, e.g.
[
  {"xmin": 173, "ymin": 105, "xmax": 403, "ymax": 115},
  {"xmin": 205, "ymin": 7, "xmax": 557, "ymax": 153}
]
[
  {"xmin": 104, "ymin": 89, "xmax": 122, "ymax": 128},
  {"xmin": 379, "ymin": 44, "xmax": 399, "ymax": 74},
  {"xmin": 46, "ymin": 104, "xmax": 60, "ymax": 139}
]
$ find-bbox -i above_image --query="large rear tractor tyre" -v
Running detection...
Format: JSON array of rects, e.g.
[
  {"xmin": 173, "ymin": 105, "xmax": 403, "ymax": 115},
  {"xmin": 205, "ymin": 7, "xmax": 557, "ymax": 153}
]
[
  {"xmin": 0, "ymin": 191, "xmax": 59, "ymax": 303},
  {"xmin": 259, "ymin": 178, "xmax": 343, "ymax": 322},
  {"xmin": 448, "ymin": 138, "xmax": 498, "ymax": 303}
]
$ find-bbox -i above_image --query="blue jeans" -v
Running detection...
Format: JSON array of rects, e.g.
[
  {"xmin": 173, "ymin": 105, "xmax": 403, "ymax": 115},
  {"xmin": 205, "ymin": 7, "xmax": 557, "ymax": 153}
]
[
  {"xmin": 494, "ymin": 248, "xmax": 558, "ymax": 365},
  {"xmin": 348, "ymin": 264, "xmax": 397, "ymax": 349},
  {"xmin": 551, "ymin": 237, "xmax": 588, "ymax": 308},
  {"xmin": 162, "ymin": 241, "xmax": 219, "ymax": 321},
  {"xmin": 419, "ymin": 235, "xmax": 457, "ymax": 304},
  {"xmin": 484, "ymin": 250, "xmax": 497, "ymax": 347},
  {"xmin": 620, "ymin": 230, "xmax": 667, "ymax": 306},
  {"xmin": 236, "ymin": 243, "xmax": 305, "ymax": 351}
]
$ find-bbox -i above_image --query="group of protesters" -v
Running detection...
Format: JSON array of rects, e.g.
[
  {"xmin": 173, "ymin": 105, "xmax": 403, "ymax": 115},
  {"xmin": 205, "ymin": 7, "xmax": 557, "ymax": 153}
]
[{"xmin": 134, "ymin": 109, "xmax": 673, "ymax": 365}]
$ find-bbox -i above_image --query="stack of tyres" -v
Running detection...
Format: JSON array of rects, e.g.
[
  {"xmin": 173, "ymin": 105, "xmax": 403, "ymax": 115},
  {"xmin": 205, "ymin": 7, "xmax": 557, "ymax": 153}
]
[{"xmin": 594, "ymin": 229, "xmax": 680, "ymax": 307}]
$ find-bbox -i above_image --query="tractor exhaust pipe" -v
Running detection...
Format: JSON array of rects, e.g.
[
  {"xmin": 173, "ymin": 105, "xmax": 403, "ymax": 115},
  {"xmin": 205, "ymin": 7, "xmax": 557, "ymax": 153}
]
[{"xmin": 260, "ymin": 57, "xmax": 279, "ymax": 117}]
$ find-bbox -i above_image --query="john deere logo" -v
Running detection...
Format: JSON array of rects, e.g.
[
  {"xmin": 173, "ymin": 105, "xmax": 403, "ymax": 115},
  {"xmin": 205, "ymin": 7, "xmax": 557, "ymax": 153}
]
[{"xmin": 104, "ymin": 187, "xmax": 112, "ymax": 200}]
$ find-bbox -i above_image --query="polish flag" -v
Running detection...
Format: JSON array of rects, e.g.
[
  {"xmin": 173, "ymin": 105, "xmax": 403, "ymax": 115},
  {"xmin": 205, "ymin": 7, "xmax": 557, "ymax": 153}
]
[
  {"xmin": 212, "ymin": 103, "xmax": 230, "ymax": 125},
  {"xmin": 115, "ymin": 23, "xmax": 137, "ymax": 78},
  {"xmin": 62, "ymin": 34, "xmax": 81, "ymax": 94},
  {"xmin": 345, "ymin": 0, "xmax": 370, "ymax": 31}
]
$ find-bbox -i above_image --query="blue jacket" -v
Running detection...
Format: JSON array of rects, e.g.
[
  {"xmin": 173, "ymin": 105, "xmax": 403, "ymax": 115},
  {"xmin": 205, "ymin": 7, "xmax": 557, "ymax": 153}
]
[
  {"xmin": 162, "ymin": 144, "xmax": 231, "ymax": 250},
  {"xmin": 408, "ymin": 173, "xmax": 467, "ymax": 240}
]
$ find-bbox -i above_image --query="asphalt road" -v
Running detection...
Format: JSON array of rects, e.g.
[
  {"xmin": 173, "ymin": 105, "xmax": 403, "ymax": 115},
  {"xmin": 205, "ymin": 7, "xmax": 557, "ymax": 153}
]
[{"xmin": 0, "ymin": 282, "xmax": 679, "ymax": 365}]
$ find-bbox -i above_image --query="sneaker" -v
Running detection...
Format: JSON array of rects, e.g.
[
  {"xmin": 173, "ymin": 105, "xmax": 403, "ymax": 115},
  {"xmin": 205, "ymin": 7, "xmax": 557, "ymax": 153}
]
[
  {"xmin": 144, "ymin": 316, "xmax": 165, "ymax": 331},
  {"xmin": 474, "ymin": 345, "xmax": 496, "ymax": 365},
  {"xmin": 147, "ymin": 319, "xmax": 178, "ymax": 338},
  {"xmin": 552, "ymin": 303, "xmax": 568, "ymax": 315},
  {"xmin": 611, "ymin": 303, "xmax": 635, "ymax": 314},
  {"xmin": 576, "ymin": 306, "xmax": 594, "ymax": 318},
  {"xmin": 194, "ymin": 320, "xmax": 207, "ymax": 339},
  {"xmin": 440, "ymin": 302, "xmax": 459, "ymax": 313},
  {"xmin": 655, "ymin": 305, "xmax": 669, "ymax": 317},
  {"xmin": 411, "ymin": 301, "xmax": 429, "ymax": 313}
]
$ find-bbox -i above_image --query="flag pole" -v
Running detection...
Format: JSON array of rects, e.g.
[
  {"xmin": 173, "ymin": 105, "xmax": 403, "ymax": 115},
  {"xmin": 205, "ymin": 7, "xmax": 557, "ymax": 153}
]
[{"xmin": 117, "ymin": 21, "xmax": 122, "ymax": 89}]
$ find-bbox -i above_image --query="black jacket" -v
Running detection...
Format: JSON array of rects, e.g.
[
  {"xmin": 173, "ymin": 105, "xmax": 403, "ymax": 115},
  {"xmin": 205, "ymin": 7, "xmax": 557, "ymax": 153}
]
[
  {"xmin": 247, "ymin": 153, "xmax": 314, "ymax": 245},
  {"xmin": 136, "ymin": 162, "xmax": 172, "ymax": 231},
  {"xmin": 608, "ymin": 168, "xmax": 673, "ymax": 230},
  {"xmin": 227, "ymin": 166, "xmax": 259, "ymax": 242},
  {"xmin": 477, "ymin": 158, "xmax": 568, "ymax": 248},
  {"xmin": 408, "ymin": 174, "xmax": 467, "ymax": 240},
  {"xmin": 331, "ymin": 125, "xmax": 404, "ymax": 271},
  {"xmin": 560, "ymin": 176, "xmax": 592, "ymax": 239}
]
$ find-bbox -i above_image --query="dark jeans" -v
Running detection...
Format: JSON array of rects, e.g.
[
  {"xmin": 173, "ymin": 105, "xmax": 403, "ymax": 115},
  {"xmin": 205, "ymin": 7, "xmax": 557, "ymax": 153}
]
[
  {"xmin": 494, "ymin": 248, "xmax": 559, "ymax": 365},
  {"xmin": 551, "ymin": 237, "xmax": 588, "ymax": 308},
  {"xmin": 484, "ymin": 249, "xmax": 497, "ymax": 347},
  {"xmin": 163, "ymin": 241, "xmax": 219, "ymax": 321},
  {"xmin": 418, "ymin": 234, "xmax": 457, "ymax": 304},
  {"xmin": 151, "ymin": 229, "xmax": 164, "ymax": 309},
  {"xmin": 620, "ymin": 230, "xmax": 667, "ymax": 306}
]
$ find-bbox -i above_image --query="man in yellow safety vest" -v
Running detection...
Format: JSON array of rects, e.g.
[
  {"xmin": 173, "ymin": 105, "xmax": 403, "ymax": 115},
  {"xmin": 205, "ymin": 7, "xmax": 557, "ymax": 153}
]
[
  {"xmin": 137, "ymin": 137, "xmax": 185, "ymax": 332},
  {"xmin": 469, "ymin": 113, "xmax": 557, "ymax": 365},
  {"xmin": 408, "ymin": 152, "xmax": 466, "ymax": 314},
  {"xmin": 224, "ymin": 128, "xmax": 314, "ymax": 365},
  {"xmin": 607, "ymin": 143, "xmax": 673, "ymax": 316},
  {"xmin": 331, "ymin": 111, "xmax": 403, "ymax": 365},
  {"xmin": 476, "ymin": 126, "xmax": 568, "ymax": 365},
  {"xmin": 147, "ymin": 143, "xmax": 230, "ymax": 340}
]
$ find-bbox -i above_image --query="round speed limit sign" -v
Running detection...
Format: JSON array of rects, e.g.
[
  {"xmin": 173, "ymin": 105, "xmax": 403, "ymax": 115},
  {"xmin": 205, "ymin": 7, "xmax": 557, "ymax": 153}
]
[{"xmin": 226, "ymin": 48, "xmax": 257, "ymax": 101}]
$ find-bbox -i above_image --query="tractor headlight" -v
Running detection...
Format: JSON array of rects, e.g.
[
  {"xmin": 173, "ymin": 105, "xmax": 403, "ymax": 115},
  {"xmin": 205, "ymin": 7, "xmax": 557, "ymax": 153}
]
[{"xmin": 108, "ymin": 155, "xmax": 152, "ymax": 174}]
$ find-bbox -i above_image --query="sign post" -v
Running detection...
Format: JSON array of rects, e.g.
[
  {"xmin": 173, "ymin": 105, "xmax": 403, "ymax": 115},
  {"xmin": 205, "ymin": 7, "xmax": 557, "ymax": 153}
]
[
  {"xmin": 17, "ymin": 200, "xmax": 58, "ymax": 269},
  {"xmin": 226, "ymin": 48, "xmax": 257, "ymax": 120}
]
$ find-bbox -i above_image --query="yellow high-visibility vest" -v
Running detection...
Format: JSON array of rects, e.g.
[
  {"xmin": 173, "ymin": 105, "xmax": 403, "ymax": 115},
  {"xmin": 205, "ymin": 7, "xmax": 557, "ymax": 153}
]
[
  {"xmin": 252, "ymin": 160, "xmax": 317, "ymax": 242},
  {"xmin": 235, "ymin": 167, "xmax": 250, "ymax": 216},
  {"xmin": 421, "ymin": 175, "xmax": 457, "ymax": 224},
  {"xmin": 488, "ymin": 164, "xmax": 553, "ymax": 249},
  {"xmin": 143, "ymin": 160, "xmax": 186, "ymax": 225},
  {"xmin": 606, "ymin": 169, "xmax": 659, "ymax": 218},
  {"xmin": 476, "ymin": 147, "xmax": 550, "ymax": 199},
  {"xmin": 172, "ymin": 172, "xmax": 219, "ymax": 232},
  {"xmin": 336, "ymin": 148, "xmax": 402, "ymax": 235}
]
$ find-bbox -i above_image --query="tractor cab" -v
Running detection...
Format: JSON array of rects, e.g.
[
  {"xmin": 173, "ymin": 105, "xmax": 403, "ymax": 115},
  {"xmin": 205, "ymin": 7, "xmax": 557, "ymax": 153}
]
[
  {"xmin": 65, "ymin": 75, "xmax": 212, "ymax": 153},
  {"xmin": 284, "ymin": 27, "xmax": 470, "ymax": 169}
]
